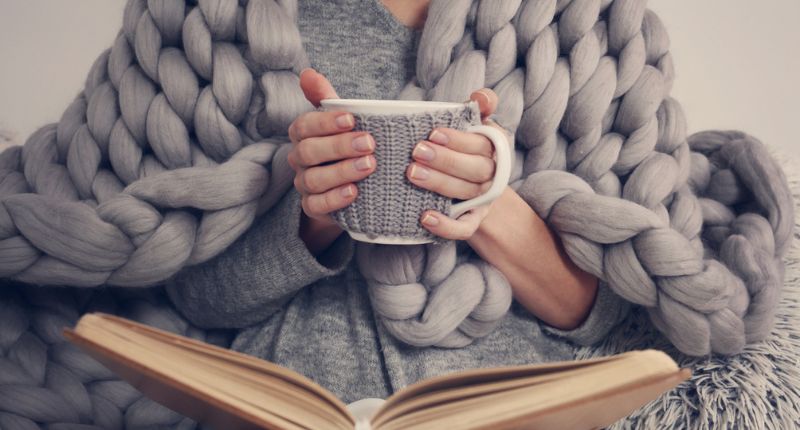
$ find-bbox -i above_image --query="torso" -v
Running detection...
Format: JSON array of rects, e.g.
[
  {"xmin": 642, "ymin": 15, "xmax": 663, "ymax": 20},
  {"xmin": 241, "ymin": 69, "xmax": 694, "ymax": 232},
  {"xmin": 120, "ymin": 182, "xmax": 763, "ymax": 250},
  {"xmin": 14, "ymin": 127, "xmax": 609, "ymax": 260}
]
[
  {"xmin": 231, "ymin": 0, "xmax": 585, "ymax": 404},
  {"xmin": 296, "ymin": 0, "xmax": 421, "ymax": 100},
  {"xmin": 380, "ymin": 0, "xmax": 430, "ymax": 29}
]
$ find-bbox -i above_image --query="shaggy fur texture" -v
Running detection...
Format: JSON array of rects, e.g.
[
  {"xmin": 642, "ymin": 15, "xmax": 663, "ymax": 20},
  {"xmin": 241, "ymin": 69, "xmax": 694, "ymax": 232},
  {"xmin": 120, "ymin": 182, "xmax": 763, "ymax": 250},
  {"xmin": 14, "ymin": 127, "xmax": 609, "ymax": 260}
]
[{"xmin": 578, "ymin": 148, "xmax": 800, "ymax": 429}]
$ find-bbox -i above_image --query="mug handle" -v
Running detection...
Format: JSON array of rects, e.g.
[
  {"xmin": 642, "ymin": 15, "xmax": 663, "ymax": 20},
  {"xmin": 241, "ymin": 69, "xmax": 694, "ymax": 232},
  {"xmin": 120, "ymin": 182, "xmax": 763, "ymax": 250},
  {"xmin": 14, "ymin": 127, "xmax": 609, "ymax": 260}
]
[{"xmin": 448, "ymin": 124, "xmax": 512, "ymax": 219}]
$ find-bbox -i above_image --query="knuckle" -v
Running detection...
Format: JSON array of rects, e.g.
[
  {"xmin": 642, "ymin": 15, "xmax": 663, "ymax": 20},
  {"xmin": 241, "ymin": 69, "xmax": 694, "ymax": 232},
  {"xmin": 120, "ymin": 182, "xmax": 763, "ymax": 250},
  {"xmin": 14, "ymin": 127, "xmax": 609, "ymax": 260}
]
[
  {"xmin": 293, "ymin": 173, "xmax": 305, "ymax": 192},
  {"xmin": 481, "ymin": 138, "xmax": 494, "ymax": 157},
  {"xmin": 301, "ymin": 196, "xmax": 314, "ymax": 216},
  {"xmin": 287, "ymin": 151, "xmax": 297, "ymax": 170},
  {"xmin": 477, "ymin": 158, "xmax": 495, "ymax": 182},
  {"xmin": 461, "ymin": 227, "xmax": 477, "ymax": 240},
  {"xmin": 338, "ymin": 158, "xmax": 354, "ymax": 180},
  {"xmin": 294, "ymin": 120, "xmax": 310, "ymax": 140},
  {"xmin": 469, "ymin": 183, "xmax": 485, "ymax": 199},
  {"xmin": 295, "ymin": 142, "xmax": 313, "ymax": 166},
  {"xmin": 433, "ymin": 181, "xmax": 451, "ymax": 198},
  {"xmin": 333, "ymin": 134, "xmax": 349, "ymax": 159},
  {"xmin": 323, "ymin": 189, "xmax": 338, "ymax": 213},
  {"xmin": 302, "ymin": 170, "xmax": 323, "ymax": 193},
  {"xmin": 306, "ymin": 195, "xmax": 325, "ymax": 215},
  {"xmin": 441, "ymin": 151, "xmax": 458, "ymax": 172}
]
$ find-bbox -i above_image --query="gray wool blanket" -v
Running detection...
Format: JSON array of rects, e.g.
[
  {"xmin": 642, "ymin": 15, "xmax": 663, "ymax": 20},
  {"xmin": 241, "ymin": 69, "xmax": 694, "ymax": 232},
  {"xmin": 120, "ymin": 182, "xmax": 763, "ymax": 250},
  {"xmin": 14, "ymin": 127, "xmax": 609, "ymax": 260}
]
[
  {"xmin": 0, "ymin": 150, "xmax": 797, "ymax": 429},
  {"xmin": 0, "ymin": 0, "xmax": 796, "ymax": 427}
]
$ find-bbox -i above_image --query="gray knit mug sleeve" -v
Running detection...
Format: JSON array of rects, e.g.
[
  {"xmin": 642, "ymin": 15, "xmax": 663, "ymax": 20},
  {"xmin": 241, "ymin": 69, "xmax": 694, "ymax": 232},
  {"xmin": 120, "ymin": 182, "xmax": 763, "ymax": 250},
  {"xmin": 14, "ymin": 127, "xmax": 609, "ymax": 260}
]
[{"xmin": 328, "ymin": 100, "xmax": 510, "ymax": 244}]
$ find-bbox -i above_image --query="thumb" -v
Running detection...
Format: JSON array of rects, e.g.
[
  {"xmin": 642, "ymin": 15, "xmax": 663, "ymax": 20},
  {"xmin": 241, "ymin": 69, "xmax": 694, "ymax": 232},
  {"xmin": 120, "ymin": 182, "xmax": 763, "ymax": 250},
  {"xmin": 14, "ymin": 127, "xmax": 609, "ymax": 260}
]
[
  {"xmin": 468, "ymin": 88, "xmax": 499, "ymax": 121},
  {"xmin": 300, "ymin": 68, "xmax": 339, "ymax": 107}
]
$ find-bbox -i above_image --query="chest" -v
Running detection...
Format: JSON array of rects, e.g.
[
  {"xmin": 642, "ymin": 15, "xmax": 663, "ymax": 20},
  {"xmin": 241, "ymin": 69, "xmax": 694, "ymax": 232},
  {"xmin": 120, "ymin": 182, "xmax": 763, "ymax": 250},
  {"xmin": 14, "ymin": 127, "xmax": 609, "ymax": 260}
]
[{"xmin": 380, "ymin": 0, "xmax": 430, "ymax": 28}]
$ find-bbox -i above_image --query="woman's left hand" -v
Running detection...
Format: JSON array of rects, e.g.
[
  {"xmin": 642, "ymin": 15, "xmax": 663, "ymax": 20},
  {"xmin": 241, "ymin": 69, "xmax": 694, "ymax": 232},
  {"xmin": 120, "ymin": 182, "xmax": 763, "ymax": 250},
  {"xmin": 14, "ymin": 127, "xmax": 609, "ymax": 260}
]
[{"xmin": 407, "ymin": 88, "xmax": 512, "ymax": 240}]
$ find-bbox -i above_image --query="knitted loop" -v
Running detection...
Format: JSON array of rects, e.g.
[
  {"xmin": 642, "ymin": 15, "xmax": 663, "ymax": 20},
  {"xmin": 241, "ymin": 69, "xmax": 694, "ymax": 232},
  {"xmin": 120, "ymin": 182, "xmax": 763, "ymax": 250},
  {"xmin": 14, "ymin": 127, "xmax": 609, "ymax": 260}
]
[
  {"xmin": 0, "ymin": 0, "xmax": 308, "ymax": 288},
  {"xmin": 0, "ymin": 282, "xmax": 230, "ymax": 428},
  {"xmin": 515, "ymin": 128, "xmax": 792, "ymax": 355},
  {"xmin": 357, "ymin": 242, "xmax": 513, "ymax": 348}
]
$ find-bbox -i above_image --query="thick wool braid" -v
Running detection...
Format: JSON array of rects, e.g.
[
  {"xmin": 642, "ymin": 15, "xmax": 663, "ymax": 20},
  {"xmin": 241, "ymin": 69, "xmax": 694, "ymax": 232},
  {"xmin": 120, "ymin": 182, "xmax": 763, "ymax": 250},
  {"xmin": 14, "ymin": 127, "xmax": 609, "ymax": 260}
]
[
  {"xmin": 356, "ymin": 0, "xmax": 519, "ymax": 348},
  {"xmin": 360, "ymin": 0, "xmax": 794, "ymax": 355},
  {"xmin": 0, "ymin": 0, "xmax": 792, "ymax": 358},
  {"xmin": 0, "ymin": 282, "xmax": 230, "ymax": 429},
  {"xmin": 0, "ymin": 0, "xmax": 306, "ymax": 287},
  {"xmin": 504, "ymin": 0, "xmax": 792, "ymax": 355}
]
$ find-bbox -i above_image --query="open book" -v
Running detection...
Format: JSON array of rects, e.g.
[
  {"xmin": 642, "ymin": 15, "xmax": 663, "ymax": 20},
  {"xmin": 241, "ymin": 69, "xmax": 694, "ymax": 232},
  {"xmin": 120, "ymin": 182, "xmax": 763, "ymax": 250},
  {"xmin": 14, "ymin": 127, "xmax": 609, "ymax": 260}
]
[{"xmin": 63, "ymin": 313, "xmax": 690, "ymax": 430}]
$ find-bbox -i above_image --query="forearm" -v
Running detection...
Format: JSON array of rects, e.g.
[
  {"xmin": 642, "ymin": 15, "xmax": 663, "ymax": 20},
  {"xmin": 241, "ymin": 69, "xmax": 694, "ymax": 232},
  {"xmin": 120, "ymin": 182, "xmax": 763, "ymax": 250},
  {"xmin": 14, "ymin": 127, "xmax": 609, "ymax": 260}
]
[
  {"xmin": 467, "ymin": 186, "xmax": 599, "ymax": 330},
  {"xmin": 167, "ymin": 189, "xmax": 354, "ymax": 328},
  {"xmin": 300, "ymin": 212, "xmax": 345, "ymax": 256}
]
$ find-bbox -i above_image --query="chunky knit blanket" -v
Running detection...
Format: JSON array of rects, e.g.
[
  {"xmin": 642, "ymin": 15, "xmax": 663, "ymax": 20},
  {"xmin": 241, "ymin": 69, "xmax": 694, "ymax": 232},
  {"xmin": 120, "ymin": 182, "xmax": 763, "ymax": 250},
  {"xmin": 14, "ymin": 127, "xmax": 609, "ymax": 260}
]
[
  {"xmin": 0, "ymin": 0, "xmax": 797, "ymax": 427},
  {"xmin": 0, "ymin": 0, "xmax": 794, "ymax": 371}
]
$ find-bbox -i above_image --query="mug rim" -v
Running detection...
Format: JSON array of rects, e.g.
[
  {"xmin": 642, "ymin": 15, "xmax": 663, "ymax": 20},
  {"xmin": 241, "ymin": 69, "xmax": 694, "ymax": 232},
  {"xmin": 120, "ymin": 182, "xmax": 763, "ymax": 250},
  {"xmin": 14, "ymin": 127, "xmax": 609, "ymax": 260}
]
[{"xmin": 320, "ymin": 98, "xmax": 466, "ymax": 115}]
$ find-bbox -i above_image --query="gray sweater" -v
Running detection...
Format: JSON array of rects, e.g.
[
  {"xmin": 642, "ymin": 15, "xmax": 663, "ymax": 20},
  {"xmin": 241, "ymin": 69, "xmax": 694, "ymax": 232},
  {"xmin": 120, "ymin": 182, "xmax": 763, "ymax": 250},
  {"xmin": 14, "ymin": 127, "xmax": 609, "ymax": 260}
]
[{"xmin": 165, "ymin": 0, "xmax": 632, "ymax": 404}]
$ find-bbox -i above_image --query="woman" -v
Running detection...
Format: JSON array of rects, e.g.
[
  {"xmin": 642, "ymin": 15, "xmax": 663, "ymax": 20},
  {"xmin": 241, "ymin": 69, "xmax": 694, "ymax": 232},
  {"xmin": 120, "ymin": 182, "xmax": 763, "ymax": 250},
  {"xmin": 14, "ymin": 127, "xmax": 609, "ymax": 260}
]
[{"xmin": 166, "ymin": 0, "xmax": 631, "ymax": 403}]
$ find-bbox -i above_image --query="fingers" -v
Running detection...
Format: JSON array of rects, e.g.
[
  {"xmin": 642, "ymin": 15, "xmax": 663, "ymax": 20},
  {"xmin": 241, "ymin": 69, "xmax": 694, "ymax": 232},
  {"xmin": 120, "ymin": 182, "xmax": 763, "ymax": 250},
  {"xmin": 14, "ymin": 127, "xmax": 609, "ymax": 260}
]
[
  {"xmin": 411, "ymin": 140, "xmax": 494, "ymax": 183},
  {"xmin": 300, "ymin": 68, "xmax": 339, "ymax": 107},
  {"xmin": 407, "ymin": 162, "xmax": 490, "ymax": 200},
  {"xmin": 288, "ymin": 131, "xmax": 375, "ymax": 168},
  {"xmin": 295, "ymin": 155, "xmax": 376, "ymax": 194},
  {"xmin": 288, "ymin": 110, "xmax": 355, "ymax": 143},
  {"xmin": 302, "ymin": 184, "xmax": 358, "ymax": 219},
  {"xmin": 469, "ymin": 88, "xmax": 499, "ymax": 120},
  {"xmin": 420, "ymin": 206, "xmax": 491, "ymax": 241},
  {"xmin": 291, "ymin": 69, "xmax": 370, "ymax": 222},
  {"xmin": 427, "ymin": 128, "xmax": 494, "ymax": 158},
  {"xmin": 290, "ymin": 68, "xmax": 353, "ymax": 143}
]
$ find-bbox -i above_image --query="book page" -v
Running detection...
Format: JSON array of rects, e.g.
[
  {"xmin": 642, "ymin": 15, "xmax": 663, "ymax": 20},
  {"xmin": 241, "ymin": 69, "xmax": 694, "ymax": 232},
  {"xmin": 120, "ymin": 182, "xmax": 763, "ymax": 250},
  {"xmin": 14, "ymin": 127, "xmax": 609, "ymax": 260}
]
[
  {"xmin": 100, "ymin": 320, "xmax": 348, "ymax": 427},
  {"xmin": 372, "ymin": 350, "xmax": 685, "ymax": 430},
  {"xmin": 93, "ymin": 314, "xmax": 352, "ymax": 417},
  {"xmin": 373, "ymin": 350, "xmax": 634, "ymax": 422},
  {"xmin": 67, "ymin": 313, "xmax": 355, "ymax": 430}
]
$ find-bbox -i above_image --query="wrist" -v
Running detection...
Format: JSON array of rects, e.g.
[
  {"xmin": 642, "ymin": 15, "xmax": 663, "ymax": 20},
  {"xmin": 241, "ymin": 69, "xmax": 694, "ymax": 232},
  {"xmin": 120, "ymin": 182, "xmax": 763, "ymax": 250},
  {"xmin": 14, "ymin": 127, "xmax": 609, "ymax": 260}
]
[
  {"xmin": 299, "ymin": 212, "xmax": 343, "ymax": 256},
  {"xmin": 468, "ymin": 186, "xmax": 531, "ymax": 247}
]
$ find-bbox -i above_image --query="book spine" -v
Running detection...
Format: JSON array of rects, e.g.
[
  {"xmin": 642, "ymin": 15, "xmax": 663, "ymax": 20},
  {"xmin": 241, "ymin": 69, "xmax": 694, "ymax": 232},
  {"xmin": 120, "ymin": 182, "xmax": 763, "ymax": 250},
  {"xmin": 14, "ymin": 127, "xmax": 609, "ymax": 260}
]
[{"xmin": 354, "ymin": 418, "xmax": 372, "ymax": 430}]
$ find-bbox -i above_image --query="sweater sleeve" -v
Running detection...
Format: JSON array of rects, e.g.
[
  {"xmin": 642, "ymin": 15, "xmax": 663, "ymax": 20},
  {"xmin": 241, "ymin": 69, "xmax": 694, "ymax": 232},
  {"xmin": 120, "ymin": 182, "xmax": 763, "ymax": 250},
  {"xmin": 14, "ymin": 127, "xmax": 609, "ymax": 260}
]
[
  {"xmin": 164, "ymin": 188, "xmax": 355, "ymax": 329},
  {"xmin": 539, "ymin": 280, "xmax": 632, "ymax": 346}
]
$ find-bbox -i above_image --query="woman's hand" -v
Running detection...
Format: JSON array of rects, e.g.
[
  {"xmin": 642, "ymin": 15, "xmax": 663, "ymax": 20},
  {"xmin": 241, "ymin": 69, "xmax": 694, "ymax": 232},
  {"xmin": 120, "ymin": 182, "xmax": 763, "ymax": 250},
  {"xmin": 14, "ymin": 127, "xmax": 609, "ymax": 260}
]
[
  {"xmin": 409, "ymin": 88, "xmax": 511, "ymax": 240},
  {"xmin": 288, "ymin": 69, "xmax": 377, "ymax": 255}
]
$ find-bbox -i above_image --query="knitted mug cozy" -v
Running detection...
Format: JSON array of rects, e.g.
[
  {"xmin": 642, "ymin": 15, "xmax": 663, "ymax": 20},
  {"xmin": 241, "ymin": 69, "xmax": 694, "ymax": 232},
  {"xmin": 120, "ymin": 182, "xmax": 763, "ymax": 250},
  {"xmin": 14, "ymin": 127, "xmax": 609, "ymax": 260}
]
[
  {"xmin": 330, "ymin": 102, "xmax": 483, "ymax": 243},
  {"xmin": 0, "ymin": 0, "xmax": 794, "ymax": 356}
]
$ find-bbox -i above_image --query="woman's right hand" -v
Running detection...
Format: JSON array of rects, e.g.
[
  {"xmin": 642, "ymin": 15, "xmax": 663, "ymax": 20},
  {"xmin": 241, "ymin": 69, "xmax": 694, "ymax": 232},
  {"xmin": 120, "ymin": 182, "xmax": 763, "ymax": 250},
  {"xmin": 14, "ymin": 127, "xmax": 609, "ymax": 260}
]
[{"xmin": 287, "ymin": 69, "xmax": 377, "ymax": 254}]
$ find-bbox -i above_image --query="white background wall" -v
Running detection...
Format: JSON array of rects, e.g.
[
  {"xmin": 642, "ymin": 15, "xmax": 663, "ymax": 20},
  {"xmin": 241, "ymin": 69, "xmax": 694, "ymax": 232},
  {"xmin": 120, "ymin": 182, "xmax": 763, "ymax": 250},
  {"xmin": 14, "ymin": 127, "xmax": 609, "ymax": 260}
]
[{"xmin": 1, "ymin": 0, "xmax": 798, "ymax": 156}]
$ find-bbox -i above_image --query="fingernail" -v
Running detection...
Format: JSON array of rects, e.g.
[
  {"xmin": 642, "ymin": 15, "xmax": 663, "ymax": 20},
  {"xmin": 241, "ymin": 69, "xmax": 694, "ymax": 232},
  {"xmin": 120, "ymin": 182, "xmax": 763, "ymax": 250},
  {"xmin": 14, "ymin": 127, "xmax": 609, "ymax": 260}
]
[
  {"xmin": 354, "ymin": 155, "xmax": 373, "ymax": 171},
  {"xmin": 409, "ymin": 164, "xmax": 429, "ymax": 180},
  {"xmin": 429, "ymin": 130, "xmax": 449, "ymax": 145},
  {"xmin": 299, "ymin": 67, "xmax": 314, "ymax": 78},
  {"xmin": 336, "ymin": 113, "xmax": 354, "ymax": 129},
  {"xmin": 422, "ymin": 213, "xmax": 439, "ymax": 226},
  {"xmin": 474, "ymin": 89, "xmax": 492, "ymax": 106},
  {"xmin": 352, "ymin": 134, "xmax": 373, "ymax": 152},
  {"xmin": 412, "ymin": 142, "xmax": 435, "ymax": 161},
  {"xmin": 340, "ymin": 184, "xmax": 354, "ymax": 197}
]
